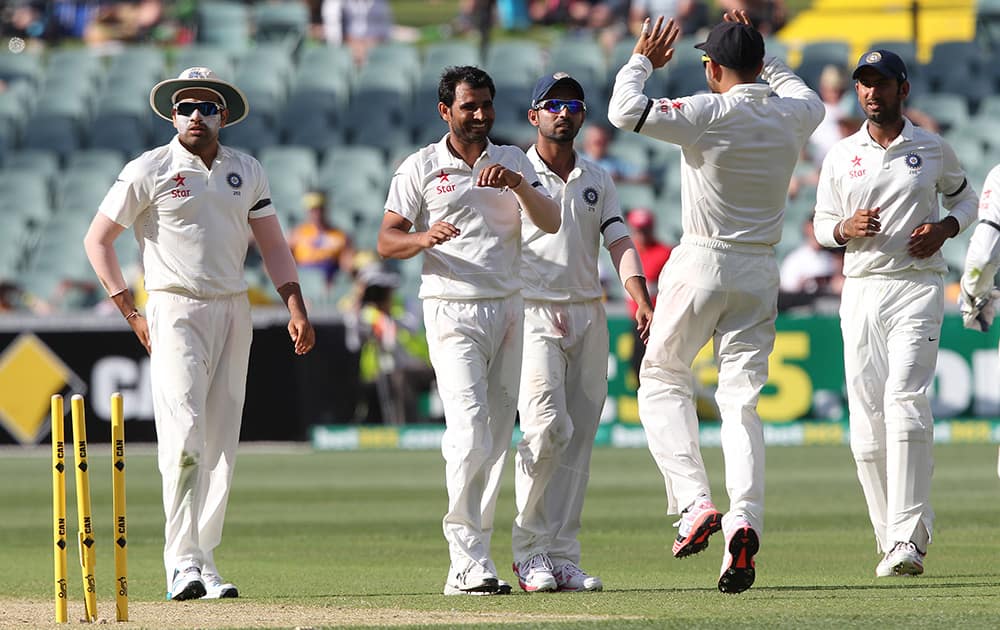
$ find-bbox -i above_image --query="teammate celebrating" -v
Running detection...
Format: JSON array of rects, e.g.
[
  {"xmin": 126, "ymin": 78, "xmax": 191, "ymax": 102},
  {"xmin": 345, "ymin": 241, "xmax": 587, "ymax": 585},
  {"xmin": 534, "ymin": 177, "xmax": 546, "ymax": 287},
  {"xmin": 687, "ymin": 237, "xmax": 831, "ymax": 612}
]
[
  {"xmin": 814, "ymin": 49, "xmax": 978, "ymax": 577},
  {"xmin": 959, "ymin": 164, "xmax": 1000, "ymax": 479},
  {"xmin": 607, "ymin": 11, "xmax": 823, "ymax": 593},
  {"xmin": 511, "ymin": 72, "xmax": 653, "ymax": 593},
  {"xmin": 378, "ymin": 66, "xmax": 560, "ymax": 596}
]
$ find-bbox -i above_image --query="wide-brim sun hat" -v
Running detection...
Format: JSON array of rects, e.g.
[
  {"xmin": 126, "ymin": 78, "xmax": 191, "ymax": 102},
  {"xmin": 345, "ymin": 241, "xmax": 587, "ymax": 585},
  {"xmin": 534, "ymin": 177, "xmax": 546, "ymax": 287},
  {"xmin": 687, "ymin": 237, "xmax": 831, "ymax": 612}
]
[{"xmin": 149, "ymin": 67, "xmax": 249, "ymax": 126}]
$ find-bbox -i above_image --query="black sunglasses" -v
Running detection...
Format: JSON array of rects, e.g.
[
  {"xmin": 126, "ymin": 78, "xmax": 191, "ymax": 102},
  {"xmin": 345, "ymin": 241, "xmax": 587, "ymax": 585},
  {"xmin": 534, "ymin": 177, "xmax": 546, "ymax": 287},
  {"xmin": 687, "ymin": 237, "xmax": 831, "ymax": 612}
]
[
  {"xmin": 534, "ymin": 99, "xmax": 587, "ymax": 114},
  {"xmin": 173, "ymin": 101, "xmax": 224, "ymax": 116}
]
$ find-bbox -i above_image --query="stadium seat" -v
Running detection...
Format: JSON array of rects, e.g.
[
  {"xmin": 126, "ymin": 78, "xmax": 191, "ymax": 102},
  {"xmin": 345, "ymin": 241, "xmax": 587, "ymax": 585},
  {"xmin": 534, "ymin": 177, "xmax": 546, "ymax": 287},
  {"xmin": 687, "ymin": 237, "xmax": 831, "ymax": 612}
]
[
  {"xmin": 254, "ymin": 1, "xmax": 309, "ymax": 44},
  {"xmin": 107, "ymin": 45, "xmax": 166, "ymax": 80},
  {"xmin": 282, "ymin": 117, "xmax": 345, "ymax": 154},
  {"xmin": 259, "ymin": 145, "xmax": 318, "ymax": 190},
  {"xmin": 0, "ymin": 51, "xmax": 43, "ymax": 86},
  {"xmin": 614, "ymin": 182, "xmax": 657, "ymax": 212},
  {"xmin": 4, "ymin": 149, "xmax": 60, "ymax": 179},
  {"xmin": 365, "ymin": 43, "xmax": 421, "ymax": 83},
  {"xmin": 170, "ymin": 46, "xmax": 235, "ymax": 78},
  {"xmin": 909, "ymin": 93, "xmax": 969, "ymax": 132},
  {"xmin": 423, "ymin": 42, "xmax": 481, "ymax": 81},
  {"xmin": 485, "ymin": 41, "xmax": 544, "ymax": 87},
  {"xmin": 546, "ymin": 37, "xmax": 607, "ymax": 90},
  {"xmin": 21, "ymin": 115, "xmax": 82, "ymax": 159},
  {"xmin": 219, "ymin": 115, "xmax": 279, "ymax": 155},
  {"xmin": 319, "ymin": 145, "xmax": 386, "ymax": 191},
  {"xmin": 66, "ymin": 148, "xmax": 125, "ymax": 178},
  {"xmin": 799, "ymin": 40, "xmax": 852, "ymax": 69}
]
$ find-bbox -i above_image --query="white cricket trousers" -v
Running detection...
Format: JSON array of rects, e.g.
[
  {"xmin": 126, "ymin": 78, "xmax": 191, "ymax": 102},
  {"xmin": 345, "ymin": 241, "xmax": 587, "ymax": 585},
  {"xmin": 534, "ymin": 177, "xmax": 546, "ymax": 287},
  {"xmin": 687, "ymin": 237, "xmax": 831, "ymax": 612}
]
[
  {"xmin": 423, "ymin": 295, "xmax": 523, "ymax": 571},
  {"xmin": 147, "ymin": 290, "xmax": 252, "ymax": 588},
  {"xmin": 512, "ymin": 300, "xmax": 608, "ymax": 566},
  {"xmin": 638, "ymin": 237, "xmax": 777, "ymax": 536},
  {"xmin": 840, "ymin": 271, "xmax": 942, "ymax": 553}
]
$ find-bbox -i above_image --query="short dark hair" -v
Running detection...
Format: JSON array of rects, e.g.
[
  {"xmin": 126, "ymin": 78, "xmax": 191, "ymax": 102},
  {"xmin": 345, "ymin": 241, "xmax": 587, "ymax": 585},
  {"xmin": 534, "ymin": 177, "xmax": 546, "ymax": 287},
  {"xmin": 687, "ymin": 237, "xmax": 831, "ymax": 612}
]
[{"xmin": 438, "ymin": 66, "xmax": 495, "ymax": 107}]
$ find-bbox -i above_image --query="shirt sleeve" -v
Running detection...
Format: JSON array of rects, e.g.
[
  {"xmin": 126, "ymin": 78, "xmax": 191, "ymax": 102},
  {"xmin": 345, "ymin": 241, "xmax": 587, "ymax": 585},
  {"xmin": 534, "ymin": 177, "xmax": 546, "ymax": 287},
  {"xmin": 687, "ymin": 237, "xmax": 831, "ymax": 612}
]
[
  {"xmin": 516, "ymin": 149, "xmax": 549, "ymax": 196},
  {"xmin": 248, "ymin": 158, "xmax": 276, "ymax": 220},
  {"xmin": 937, "ymin": 137, "xmax": 978, "ymax": 233},
  {"xmin": 98, "ymin": 158, "xmax": 153, "ymax": 228},
  {"xmin": 607, "ymin": 54, "xmax": 707, "ymax": 146},
  {"xmin": 384, "ymin": 152, "xmax": 424, "ymax": 224},
  {"xmin": 813, "ymin": 151, "xmax": 846, "ymax": 248},
  {"xmin": 599, "ymin": 172, "xmax": 629, "ymax": 248},
  {"xmin": 961, "ymin": 165, "xmax": 1000, "ymax": 298},
  {"xmin": 760, "ymin": 56, "xmax": 825, "ymax": 140}
]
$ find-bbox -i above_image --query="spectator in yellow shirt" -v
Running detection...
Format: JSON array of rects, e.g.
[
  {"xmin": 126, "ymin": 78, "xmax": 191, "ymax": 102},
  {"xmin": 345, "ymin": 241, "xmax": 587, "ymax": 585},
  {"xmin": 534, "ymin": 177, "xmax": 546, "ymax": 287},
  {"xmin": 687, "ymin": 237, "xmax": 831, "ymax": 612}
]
[{"xmin": 288, "ymin": 191, "xmax": 354, "ymax": 284}]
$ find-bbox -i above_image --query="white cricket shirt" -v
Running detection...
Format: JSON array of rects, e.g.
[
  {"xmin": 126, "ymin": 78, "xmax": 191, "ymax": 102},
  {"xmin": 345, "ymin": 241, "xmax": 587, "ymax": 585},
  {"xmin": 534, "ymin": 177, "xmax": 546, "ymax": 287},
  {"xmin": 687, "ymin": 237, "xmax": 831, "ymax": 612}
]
[
  {"xmin": 814, "ymin": 118, "xmax": 979, "ymax": 277},
  {"xmin": 608, "ymin": 55, "xmax": 824, "ymax": 246},
  {"xmin": 961, "ymin": 164, "xmax": 1000, "ymax": 296},
  {"xmin": 99, "ymin": 136, "xmax": 275, "ymax": 298},
  {"xmin": 521, "ymin": 146, "xmax": 629, "ymax": 302},
  {"xmin": 385, "ymin": 135, "xmax": 546, "ymax": 300}
]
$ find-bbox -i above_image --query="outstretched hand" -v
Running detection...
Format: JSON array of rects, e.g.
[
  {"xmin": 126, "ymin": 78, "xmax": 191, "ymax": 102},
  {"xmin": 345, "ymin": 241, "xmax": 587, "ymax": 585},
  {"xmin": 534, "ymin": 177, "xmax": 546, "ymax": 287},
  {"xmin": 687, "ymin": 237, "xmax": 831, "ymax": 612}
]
[
  {"xmin": 722, "ymin": 8, "xmax": 753, "ymax": 27},
  {"xmin": 632, "ymin": 17, "xmax": 680, "ymax": 70}
]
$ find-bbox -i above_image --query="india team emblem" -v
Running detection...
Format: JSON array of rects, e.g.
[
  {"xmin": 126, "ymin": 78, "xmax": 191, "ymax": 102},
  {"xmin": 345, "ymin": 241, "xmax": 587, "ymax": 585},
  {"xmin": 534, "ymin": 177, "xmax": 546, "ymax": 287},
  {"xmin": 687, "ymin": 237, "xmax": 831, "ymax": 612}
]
[
  {"xmin": 904, "ymin": 153, "xmax": 922, "ymax": 171},
  {"xmin": 582, "ymin": 187, "xmax": 599, "ymax": 208},
  {"xmin": 227, "ymin": 172, "xmax": 243, "ymax": 188}
]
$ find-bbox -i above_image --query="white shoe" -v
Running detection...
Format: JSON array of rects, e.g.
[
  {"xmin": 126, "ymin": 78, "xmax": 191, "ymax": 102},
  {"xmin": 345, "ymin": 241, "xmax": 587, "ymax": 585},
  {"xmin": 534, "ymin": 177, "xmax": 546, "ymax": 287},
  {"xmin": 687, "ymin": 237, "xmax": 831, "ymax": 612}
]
[
  {"xmin": 553, "ymin": 562, "xmax": 603, "ymax": 592},
  {"xmin": 202, "ymin": 573, "xmax": 239, "ymax": 598},
  {"xmin": 443, "ymin": 559, "xmax": 500, "ymax": 595},
  {"xmin": 876, "ymin": 541, "xmax": 925, "ymax": 577},
  {"xmin": 672, "ymin": 497, "xmax": 723, "ymax": 558},
  {"xmin": 512, "ymin": 553, "xmax": 557, "ymax": 592},
  {"xmin": 168, "ymin": 566, "xmax": 206, "ymax": 601},
  {"xmin": 718, "ymin": 517, "xmax": 759, "ymax": 594}
]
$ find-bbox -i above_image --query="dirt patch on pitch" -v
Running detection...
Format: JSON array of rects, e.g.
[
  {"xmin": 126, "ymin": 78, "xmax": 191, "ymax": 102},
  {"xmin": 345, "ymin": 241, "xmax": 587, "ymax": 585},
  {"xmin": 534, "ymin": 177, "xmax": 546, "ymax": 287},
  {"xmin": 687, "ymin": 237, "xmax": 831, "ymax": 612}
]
[{"xmin": 1, "ymin": 599, "xmax": 607, "ymax": 629}]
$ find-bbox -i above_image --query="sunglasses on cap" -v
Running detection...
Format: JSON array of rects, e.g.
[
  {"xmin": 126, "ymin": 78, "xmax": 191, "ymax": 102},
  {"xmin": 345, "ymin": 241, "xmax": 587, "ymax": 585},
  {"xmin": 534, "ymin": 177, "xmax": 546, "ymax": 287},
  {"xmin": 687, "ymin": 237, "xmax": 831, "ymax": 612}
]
[
  {"xmin": 533, "ymin": 99, "xmax": 587, "ymax": 114},
  {"xmin": 173, "ymin": 101, "xmax": 224, "ymax": 116},
  {"xmin": 701, "ymin": 55, "xmax": 711, "ymax": 67}
]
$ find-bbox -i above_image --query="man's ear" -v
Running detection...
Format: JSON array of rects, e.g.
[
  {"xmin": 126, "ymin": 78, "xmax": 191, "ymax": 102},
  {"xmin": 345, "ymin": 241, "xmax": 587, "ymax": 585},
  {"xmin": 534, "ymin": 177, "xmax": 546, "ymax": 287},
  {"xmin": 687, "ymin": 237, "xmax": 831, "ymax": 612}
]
[
  {"xmin": 438, "ymin": 101, "xmax": 450, "ymax": 122},
  {"xmin": 220, "ymin": 108, "xmax": 229, "ymax": 128},
  {"xmin": 528, "ymin": 108, "xmax": 539, "ymax": 128}
]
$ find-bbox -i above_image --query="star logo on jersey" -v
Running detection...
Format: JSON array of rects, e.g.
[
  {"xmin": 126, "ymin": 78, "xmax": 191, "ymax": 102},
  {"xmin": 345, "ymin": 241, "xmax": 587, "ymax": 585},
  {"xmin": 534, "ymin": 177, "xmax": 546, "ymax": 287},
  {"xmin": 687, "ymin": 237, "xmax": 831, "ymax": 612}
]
[
  {"xmin": 435, "ymin": 170, "xmax": 456, "ymax": 195},
  {"xmin": 851, "ymin": 156, "xmax": 862, "ymax": 167},
  {"xmin": 849, "ymin": 155, "xmax": 866, "ymax": 179},
  {"xmin": 172, "ymin": 173, "xmax": 186, "ymax": 187},
  {"xmin": 658, "ymin": 99, "xmax": 683, "ymax": 112}
]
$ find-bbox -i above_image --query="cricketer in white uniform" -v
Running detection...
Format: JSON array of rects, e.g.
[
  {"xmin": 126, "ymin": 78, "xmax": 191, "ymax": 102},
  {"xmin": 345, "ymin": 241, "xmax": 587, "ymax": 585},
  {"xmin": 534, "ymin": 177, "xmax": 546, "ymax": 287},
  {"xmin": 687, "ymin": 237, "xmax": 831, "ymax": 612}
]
[
  {"xmin": 608, "ymin": 13, "xmax": 823, "ymax": 594},
  {"xmin": 377, "ymin": 66, "xmax": 560, "ymax": 596},
  {"xmin": 958, "ymin": 166, "xmax": 1000, "ymax": 478},
  {"xmin": 960, "ymin": 166, "xmax": 1000, "ymax": 334},
  {"xmin": 814, "ymin": 49, "xmax": 978, "ymax": 577},
  {"xmin": 84, "ymin": 68, "xmax": 315, "ymax": 601},
  {"xmin": 512, "ymin": 73, "xmax": 654, "ymax": 593}
]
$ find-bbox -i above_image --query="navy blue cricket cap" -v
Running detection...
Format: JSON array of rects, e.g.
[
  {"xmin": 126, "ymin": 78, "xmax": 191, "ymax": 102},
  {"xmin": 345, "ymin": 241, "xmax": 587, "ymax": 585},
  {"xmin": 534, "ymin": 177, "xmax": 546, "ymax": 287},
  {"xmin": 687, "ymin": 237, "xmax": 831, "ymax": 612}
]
[
  {"xmin": 694, "ymin": 22, "xmax": 764, "ymax": 71},
  {"xmin": 852, "ymin": 49, "xmax": 907, "ymax": 83},
  {"xmin": 530, "ymin": 72, "xmax": 585, "ymax": 107}
]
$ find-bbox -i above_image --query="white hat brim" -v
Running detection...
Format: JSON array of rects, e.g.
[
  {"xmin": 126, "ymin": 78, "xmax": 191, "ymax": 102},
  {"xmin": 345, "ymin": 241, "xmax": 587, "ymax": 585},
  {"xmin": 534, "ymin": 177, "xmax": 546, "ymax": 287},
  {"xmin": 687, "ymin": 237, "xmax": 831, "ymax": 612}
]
[{"xmin": 149, "ymin": 77, "xmax": 249, "ymax": 126}]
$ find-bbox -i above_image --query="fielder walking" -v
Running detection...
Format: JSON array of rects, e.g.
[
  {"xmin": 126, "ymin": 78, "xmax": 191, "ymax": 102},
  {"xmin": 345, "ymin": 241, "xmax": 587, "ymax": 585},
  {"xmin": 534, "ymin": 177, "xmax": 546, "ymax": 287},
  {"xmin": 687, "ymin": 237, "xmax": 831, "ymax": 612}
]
[
  {"xmin": 608, "ymin": 12, "xmax": 823, "ymax": 593},
  {"xmin": 377, "ymin": 66, "xmax": 560, "ymax": 595},
  {"xmin": 511, "ymin": 72, "xmax": 653, "ymax": 592},
  {"xmin": 84, "ymin": 68, "xmax": 315, "ymax": 600},
  {"xmin": 814, "ymin": 49, "xmax": 978, "ymax": 577}
]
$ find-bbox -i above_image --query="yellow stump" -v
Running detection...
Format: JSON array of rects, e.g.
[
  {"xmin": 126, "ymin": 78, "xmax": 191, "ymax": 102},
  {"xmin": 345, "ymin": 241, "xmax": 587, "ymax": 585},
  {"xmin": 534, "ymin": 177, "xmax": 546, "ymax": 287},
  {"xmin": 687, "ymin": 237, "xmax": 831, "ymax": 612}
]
[
  {"xmin": 70, "ymin": 395, "xmax": 97, "ymax": 623},
  {"xmin": 111, "ymin": 392, "xmax": 128, "ymax": 622},
  {"xmin": 51, "ymin": 395, "xmax": 67, "ymax": 624}
]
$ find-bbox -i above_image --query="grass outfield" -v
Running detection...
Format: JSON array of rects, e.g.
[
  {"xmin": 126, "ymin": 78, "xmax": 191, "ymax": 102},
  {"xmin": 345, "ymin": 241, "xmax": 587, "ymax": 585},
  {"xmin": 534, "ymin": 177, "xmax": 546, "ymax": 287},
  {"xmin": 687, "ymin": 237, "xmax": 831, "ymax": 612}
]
[{"xmin": 2, "ymin": 444, "xmax": 999, "ymax": 628}]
